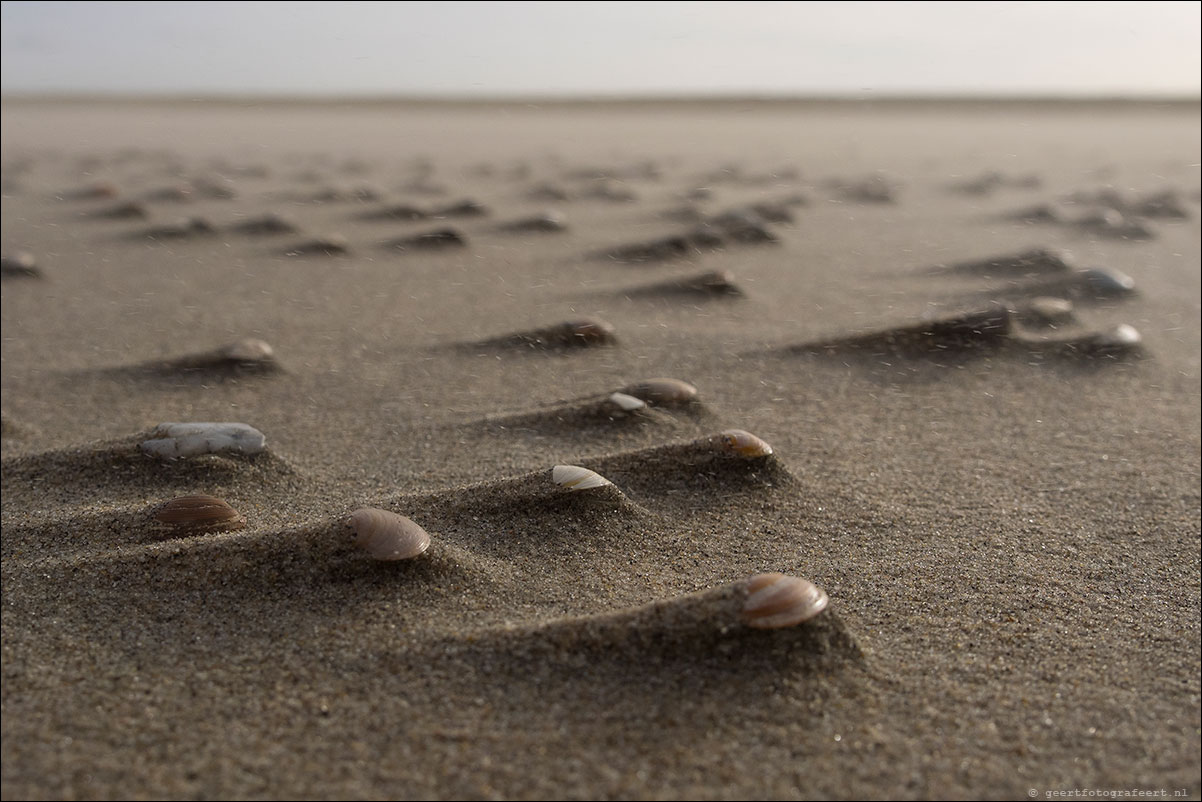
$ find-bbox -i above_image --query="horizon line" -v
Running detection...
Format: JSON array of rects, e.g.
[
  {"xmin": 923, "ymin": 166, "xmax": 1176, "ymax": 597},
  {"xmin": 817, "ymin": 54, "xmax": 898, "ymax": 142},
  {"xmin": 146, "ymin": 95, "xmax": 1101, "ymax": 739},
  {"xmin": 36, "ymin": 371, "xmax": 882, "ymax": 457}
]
[{"xmin": 3, "ymin": 90, "xmax": 1200, "ymax": 107}]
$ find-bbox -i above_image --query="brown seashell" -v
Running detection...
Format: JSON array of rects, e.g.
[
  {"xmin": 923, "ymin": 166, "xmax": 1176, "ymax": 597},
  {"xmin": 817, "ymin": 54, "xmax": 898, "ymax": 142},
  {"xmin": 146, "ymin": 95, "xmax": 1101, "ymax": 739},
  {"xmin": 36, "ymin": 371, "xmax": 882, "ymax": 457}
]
[
  {"xmin": 345, "ymin": 508, "xmax": 431, "ymax": 561},
  {"xmin": 622, "ymin": 378, "xmax": 698, "ymax": 407},
  {"xmin": 712, "ymin": 429, "xmax": 774, "ymax": 458},
  {"xmin": 741, "ymin": 573, "xmax": 830, "ymax": 629},
  {"xmin": 153, "ymin": 494, "xmax": 246, "ymax": 534}
]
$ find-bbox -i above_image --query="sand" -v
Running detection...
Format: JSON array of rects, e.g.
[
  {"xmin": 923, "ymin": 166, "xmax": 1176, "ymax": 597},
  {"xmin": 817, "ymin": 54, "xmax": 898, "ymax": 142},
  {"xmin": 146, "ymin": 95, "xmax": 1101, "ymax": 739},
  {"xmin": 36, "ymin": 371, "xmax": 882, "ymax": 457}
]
[{"xmin": 1, "ymin": 97, "xmax": 1199, "ymax": 800}]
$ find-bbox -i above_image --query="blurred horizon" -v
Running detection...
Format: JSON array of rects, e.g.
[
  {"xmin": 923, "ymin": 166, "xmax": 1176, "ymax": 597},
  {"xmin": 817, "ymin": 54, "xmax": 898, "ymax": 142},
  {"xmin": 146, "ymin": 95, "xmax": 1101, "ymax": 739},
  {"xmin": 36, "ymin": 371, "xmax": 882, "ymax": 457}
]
[{"xmin": 2, "ymin": 1, "xmax": 1199, "ymax": 99}]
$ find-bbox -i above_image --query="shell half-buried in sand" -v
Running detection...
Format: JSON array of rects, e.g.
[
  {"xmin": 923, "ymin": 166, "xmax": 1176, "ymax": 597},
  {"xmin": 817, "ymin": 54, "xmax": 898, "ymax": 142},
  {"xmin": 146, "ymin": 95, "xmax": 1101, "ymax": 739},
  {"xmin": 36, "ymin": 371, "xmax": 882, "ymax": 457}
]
[
  {"xmin": 140, "ymin": 422, "xmax": 267, "ymax": 459},
  {"xmin": 345, "ymin": 508, "xmax": 431, "ymax": 561},
  {"xmin": 621, "ymin": 378, "xmax": 698, "ymax": 407},
  {"xmin": 712, "ymin": 429, "xmax": 774, "ymax": 458},
  {"xmin": 741, "ymin": 573, "xmax": 830, "ymax": 629},
  {"xmin": 152, "ymin": 494, "xmax": 246, "ymax": 535},
  {"xmin": 551, "ymin": 465, "xmax": 613, "ymax": 491}
]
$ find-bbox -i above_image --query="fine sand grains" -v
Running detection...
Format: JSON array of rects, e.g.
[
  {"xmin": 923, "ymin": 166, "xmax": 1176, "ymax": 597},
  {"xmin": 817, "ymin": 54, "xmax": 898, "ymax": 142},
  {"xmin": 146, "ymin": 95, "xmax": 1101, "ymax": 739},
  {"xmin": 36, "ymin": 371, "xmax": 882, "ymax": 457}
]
[{"xmin": 1, "ymin": 99, "xmax": 1199, "ymax": 800}]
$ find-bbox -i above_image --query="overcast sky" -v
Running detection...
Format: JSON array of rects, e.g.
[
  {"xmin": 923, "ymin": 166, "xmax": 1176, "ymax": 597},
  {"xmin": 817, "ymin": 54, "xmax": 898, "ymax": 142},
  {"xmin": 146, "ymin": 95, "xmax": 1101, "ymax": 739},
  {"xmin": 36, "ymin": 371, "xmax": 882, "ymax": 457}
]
[{"xmin": 1, "ymin": 1, "xmax": 1199, "ymax": 97}]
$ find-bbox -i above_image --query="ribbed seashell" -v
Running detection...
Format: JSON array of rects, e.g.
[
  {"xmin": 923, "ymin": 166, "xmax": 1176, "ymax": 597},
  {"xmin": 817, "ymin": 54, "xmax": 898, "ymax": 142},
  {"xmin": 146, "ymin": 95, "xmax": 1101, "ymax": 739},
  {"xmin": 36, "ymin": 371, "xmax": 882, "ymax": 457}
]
[
  {"xmin": 741, "ymin": 573, "xmax": 830, "ymax": 629},
  {"xmin": 622, "ymin": 378, "xmax": 698, "ymax": 407},
  {"xmin": 712, "ymin": 429, "xmax": 774, "ymax": 458},
  {"xmin": 345, "ymin": 508, "xmax": 431, "ymax": 561},
  {"xmin": 153, "ymin": 494, "xmax": 246, "ymax": 534},
  {"xmin": 551, "ymin": 464, "xmax": 613, "ymax": 491},
  {"xmin": 140, "ymin": 422, "xmax": 267, "ymax": 459},
  {"xmin": 606, "ymin": 392, "xmax": 646, "ymax": 412}
]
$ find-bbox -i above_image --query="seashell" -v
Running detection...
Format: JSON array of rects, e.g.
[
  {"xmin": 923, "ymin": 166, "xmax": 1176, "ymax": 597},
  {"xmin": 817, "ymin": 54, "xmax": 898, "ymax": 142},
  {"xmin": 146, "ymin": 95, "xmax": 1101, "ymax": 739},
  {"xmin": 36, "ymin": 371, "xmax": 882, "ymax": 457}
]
[
  {"xmin": 712, "ymin": 429, "xmax": 774, "ymax": 458},
  {"xmin": 1, "ymin": 252, "xmax": 41, "ymax": 279},
  {"xmin": 432, "ymin": 199, "xmax": 489, "ymax": 217},
  {"xmin": 345, "ymin": 508, "xmax": 431, "ymax": 561},
  {"xmin": 89, "ymin": 201, "xmax": 148, "ymax": 220},
  {"xmin": 230, "ymin": 213, "xmax": 297, "ymax": 235},
  {"xmin": 1073, "ymin": 323, "xmax": 1143, "ymax": 356},
  {"xmin": 1021, "ymin": 297, "xmax": 1075, "ymax": 326},
  {"xmin": 622, "ymin": 378, "xmax": 698, "ymax": 407},
  {"xmin": 1002, "ymin": 204, "xmax": 1063, "ymax": 224},
  {"xmin": 1080, "ymin": 267, "xmax": 1136, "ymax": 297},
  {"xmin": 600, "ymin": 235, "xmax": 696, "ymax": 263},
  {"xmin": 361, "ymin": 203, "xmax": 428, "ymax": 221},
  {"xmin": 673, "ymin": 269, "xmax": 744, "ymax": 296},
  {"xmin": 140, "ymin": 422, "xmax": 267, "ymax": 459},
  {"xmin": 385, "ymin": 227, "xmax": 467, "ymax": 250},
  {"xmin": 220, "ymin": 337, "xmax": 275, "ymax": 364},
  {"xmin": 606, "ymin": 392, "xmax": 647, "ymax": 412},
  {"xmin": 283, "ymin": 235, "xmax": 349, "ymax": 256},
  {"xmin": 1131, "ymin": 189, "xmax": 1189, "ymax": 220},
  {"xmin": 1070, "ymin": 210, "xmax": 1155, "ymax": 240},
  {"xmin": 551, "ymin": 464, "xmax": 613, "ymax": 491},
  {"xmin": 496, "ymin": 211, "xmax": 567, "ymax": 233},
  {"xmin": 951, "ymin": 247, "xmax": 1075, "ymax": 275},
  {"xmin": 549, "ymin": 318, "xmax": 617, "ymax": 347},
  {"xmin": 741, "ymin": 573, "xmax": 830, "ymax": 629},
  {"xmin": 140, "ymin": 216, "xmax": 216, "ymax": 241},
  {"xmin": 153, "ymin": 494, "xmax": 246, "ymax": 535},
  {"xmin": 191, "ymin": 178, "xmax": 237, "ymax": 200},
  {"xmin": 63, "ymin": 181, "xmax": 120, "ymax": 201}
]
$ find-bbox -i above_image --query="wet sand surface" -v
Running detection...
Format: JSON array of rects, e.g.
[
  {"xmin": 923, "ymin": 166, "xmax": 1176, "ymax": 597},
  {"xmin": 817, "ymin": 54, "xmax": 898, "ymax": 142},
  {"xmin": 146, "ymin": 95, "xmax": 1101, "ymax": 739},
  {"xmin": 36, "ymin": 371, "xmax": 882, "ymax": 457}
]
[{"xmin": 2, "ymin": 98, "xmax": 1199, "ymax": 800}]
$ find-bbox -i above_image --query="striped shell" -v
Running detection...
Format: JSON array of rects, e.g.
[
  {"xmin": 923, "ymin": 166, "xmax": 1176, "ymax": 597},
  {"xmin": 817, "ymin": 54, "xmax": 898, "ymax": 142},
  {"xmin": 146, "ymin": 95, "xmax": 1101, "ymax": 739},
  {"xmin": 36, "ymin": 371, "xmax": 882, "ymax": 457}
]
[
  {"xmin": 153, "ymin": 494, "xmax": 246, "ymax": 534},
  {"xmin": 622, "ymin": 378, "xmax": 698, "ymax": 407},
  {"xmin": 551, "ymin": 464, "xmax": 613, "ymax": 491},
  {"xmin": 713, "ymin": 429, "xmax": 774, "ymax": 458},
  {"xmin": 345, "ymin": 508, "xmax": 431, "ymax": 561},
  {"xmin": 741, "ymin": 573, "xmax": 830, "ymax": 629}
]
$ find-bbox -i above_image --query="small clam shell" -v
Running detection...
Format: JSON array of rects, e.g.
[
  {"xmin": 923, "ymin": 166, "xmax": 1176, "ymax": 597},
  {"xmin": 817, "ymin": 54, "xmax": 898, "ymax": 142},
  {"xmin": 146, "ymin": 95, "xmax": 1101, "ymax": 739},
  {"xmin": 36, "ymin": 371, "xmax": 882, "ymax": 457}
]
[
  {"xmin": 220, "ymin": 338, "xmax": 275, "ymax": 363},
  {"xmin": 741, "ymin": 573, "xmax": 830, "ymax": 629},
  {"xmin": 713, "ymin": 429, "xmax": 774, "ymax": 458},
  {"xmin": 153, "ymin": 494, "xmax": 246, "ymax": 534},
  {"xmin": 606, "ymin": 392, "xmax": 646, "ymax": 412},
  {"xmin": 558, "ymin": 318, "xmax": 616, "ymax": 346},
  {"xmin": 345, "ymin": 508, "xmax": 431, "ymax": 561},
  {"xmin": 623, "ymin": 378, "xmax": 698, "ymax": 406},
  {"xmin": 551, "ymin": 464, "xmax": 613, "ymax": 491}
]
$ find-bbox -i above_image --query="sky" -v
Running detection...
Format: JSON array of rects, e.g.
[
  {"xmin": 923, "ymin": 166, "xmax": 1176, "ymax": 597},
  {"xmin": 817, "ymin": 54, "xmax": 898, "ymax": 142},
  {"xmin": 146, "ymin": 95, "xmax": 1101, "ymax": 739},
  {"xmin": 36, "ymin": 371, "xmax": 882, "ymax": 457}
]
[{"xmin": 1, "ymin": 1, "xmax": 1199, "ymax": 97}]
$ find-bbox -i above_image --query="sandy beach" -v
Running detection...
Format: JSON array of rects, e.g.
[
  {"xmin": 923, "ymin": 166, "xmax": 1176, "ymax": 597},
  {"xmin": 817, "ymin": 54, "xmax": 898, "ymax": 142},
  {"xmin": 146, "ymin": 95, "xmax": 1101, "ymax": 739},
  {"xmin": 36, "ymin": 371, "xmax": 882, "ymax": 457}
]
[{"xmin": 2, "ymin": 97, "xmax": 1199, "ymax": 800}]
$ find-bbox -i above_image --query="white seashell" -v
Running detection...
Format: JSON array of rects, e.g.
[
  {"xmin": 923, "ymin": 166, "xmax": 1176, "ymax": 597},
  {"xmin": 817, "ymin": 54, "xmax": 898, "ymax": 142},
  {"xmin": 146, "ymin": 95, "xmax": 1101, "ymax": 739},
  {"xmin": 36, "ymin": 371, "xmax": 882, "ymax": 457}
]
[
  {"xmin": 607, "ymin": 392, "xmax": 646, "ymax": 412},
  {"xmin": 551, "ymin": 464, "xmax": 613, "ymax": 491},
  {"xmin": 345, "ymin": 508, "xmax": 431, "ymax": 561},
  {"xmin": 741, "ymin": 573, "xmax": 830, "ymax": 629},
  {"xmin": 221, "ymin": 338, "xmax": 274, "ymax": 363},
  {"xmin": 712, "ymin": 429, "xmax": 774, "ymax": 458},
  {"xmin": 140, "ymin": 422, "xmax": 266, "ymax": 459}
]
